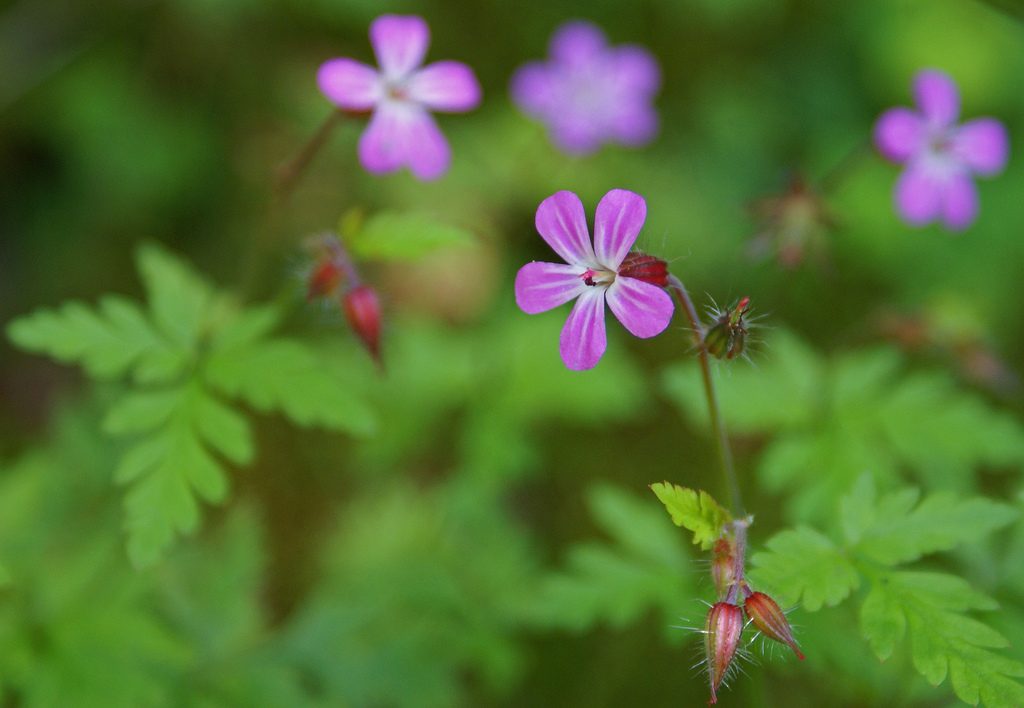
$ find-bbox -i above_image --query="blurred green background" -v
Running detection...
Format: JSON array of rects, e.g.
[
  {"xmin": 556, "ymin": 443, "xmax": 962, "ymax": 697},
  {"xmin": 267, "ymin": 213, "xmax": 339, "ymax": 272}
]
[{"xmin": 2, "ymin": 0, "xmax": 1024, "ymax": 705}]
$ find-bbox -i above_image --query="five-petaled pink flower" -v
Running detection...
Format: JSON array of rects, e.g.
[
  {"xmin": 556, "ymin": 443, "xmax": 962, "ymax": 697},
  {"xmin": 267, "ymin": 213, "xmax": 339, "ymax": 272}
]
[
  {"xmin": 318, "ymin": 15, "xmax": 481, "ymax": 180},
  {"xmin": 875, "ymin": 69, "xmax": 1009, "ymax": 231},
  {"xmin": 515, "ymin": 189, "xmax": 674, "ymax": 370},
  {"xmin": 511, "ymin": 21, "xmax": 660, "ymax": 155}
]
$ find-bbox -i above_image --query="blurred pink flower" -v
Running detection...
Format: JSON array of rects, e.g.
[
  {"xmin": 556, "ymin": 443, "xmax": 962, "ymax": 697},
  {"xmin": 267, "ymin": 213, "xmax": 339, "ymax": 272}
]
[
  {"xmin": 514, "ymin": 189, "xmax": 674, "ymax": 370},
  {"xmin": 875, "ymin": 69, "xmax": 1008, "ymax": 231},
  {"xmin": 318, "ymin": 15, "xmax": 481, "ymax": 180},
  {"xmin": 511, "ymin": 21, "xmax": 660, "ymax": 155}
]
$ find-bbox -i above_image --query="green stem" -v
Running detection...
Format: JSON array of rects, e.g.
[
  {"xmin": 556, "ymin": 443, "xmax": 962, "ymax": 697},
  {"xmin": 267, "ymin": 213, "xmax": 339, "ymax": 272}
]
[
  {"xmin": 274, "ymin": 108, "xmax": 345, "ymax": 202},
  {"xmin": 667, "ymin": 275, "xmax": 744, "ymax": 517}
]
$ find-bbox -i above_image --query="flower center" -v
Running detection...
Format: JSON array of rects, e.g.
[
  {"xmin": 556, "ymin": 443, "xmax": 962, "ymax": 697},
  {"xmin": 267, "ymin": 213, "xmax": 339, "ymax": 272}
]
[
  {"xmin": 581, "ymin": 268, "xmax": 615, "ymax": 287},
  {"xmin": 384, "ymin": 80, "xmax": 410, "ymax": 102}
]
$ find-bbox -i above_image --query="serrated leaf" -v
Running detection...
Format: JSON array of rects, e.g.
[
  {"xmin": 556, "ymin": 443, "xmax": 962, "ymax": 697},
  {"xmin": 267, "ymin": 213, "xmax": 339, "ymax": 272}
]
[
  {"xmin": 529, "ymin": 485, "xmax": 691, "ymax": 634},
  {"xmin": 136, "ymin": 242, "xmax": 212, "ymax": 351},
  {"xmin": 861, "ymin": 570, "xmax": 1024, "ymax": 707},
  {"xmin": 843, "ymin": 476, "xmax": 1018, "ymax": 566},
  {"xmin": 109, "ymin": 382, "xmax": 252, "ymax": 566},
  {"xmin": 749, "ymin": 527, "xmax": 859, "ymax": 610},
  {"xmin": 205, "ymin": 338, "xmax": 375, "ymax": 436},
  {"xmin": 6, "ymin": 296, "xmax": 184, "ymax": 382},
  {"xmin": 347, "ymin": 211, "xmax": 475, "ymax": 261},
  {"xmin": 649, "ymin": 482, "xmax": 731, "ymax": 550}
]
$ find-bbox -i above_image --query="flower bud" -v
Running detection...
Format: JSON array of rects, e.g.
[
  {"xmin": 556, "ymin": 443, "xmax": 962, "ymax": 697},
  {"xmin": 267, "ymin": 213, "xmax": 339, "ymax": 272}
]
[
  {"xmin": 342, "ymin": 285, "xmax": 382, "ymax": 364},
  {"xmin": 710, "ymin": 537, "xmax": 736, "ymax": 599},
  {"xmin": 307, "ymin": 260, "xmax": 345, "ymax": 300},
  {"xmin": 704, "ymin": 297, "xmax": 750, "ymax": 360},
  {"xmin": 704, "ymin": 602, "xmax": 743, "ymax": 704},
  {"xmin": 743, "ymin": 591, "xmax": 804, "ymax": 660},
  {"xmin": 617, "ymin": 252, "xmax": 669, "ymax": 288}
]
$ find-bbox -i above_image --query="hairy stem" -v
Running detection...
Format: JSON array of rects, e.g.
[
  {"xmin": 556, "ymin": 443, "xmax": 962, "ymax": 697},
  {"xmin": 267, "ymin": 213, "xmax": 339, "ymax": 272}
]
[
  {"xmin": 667, "ymin": 275, "xmax": 743, "ymax": 516},
  {"xmin": 274, "ymin": 109, "xmax": 345, "ymax": 201}
]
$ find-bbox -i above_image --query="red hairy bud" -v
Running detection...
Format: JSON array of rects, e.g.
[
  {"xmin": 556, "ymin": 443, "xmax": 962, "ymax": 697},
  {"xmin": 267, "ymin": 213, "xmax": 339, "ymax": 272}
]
[
  {"xmin": 744, "ymin": 591, "xmax": 804, "ymax": 660},
  {"xmin": 343, "ymin": 285, "xmax": 382, "ymax": 363},
  {"xmin": 704, "ymin": 602, "xmax": 743, "ymax": 704},
  {"xmin": 618, "ymin": 252, "xmax": 669, "ymax": 287},
  {"xmin": 307, "ymin": 260, "xmax": 345, "ymax": 300},
  {"xmin": 710, "ymin": 538, "xmax": 736, "ymax": 599}
]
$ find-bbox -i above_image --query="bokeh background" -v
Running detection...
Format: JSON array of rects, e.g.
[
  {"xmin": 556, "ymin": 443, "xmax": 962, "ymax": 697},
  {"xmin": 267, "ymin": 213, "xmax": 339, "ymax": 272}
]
[{"xmin": 2, "ymin": 0, "xmax": 1024, "ymax": 705}]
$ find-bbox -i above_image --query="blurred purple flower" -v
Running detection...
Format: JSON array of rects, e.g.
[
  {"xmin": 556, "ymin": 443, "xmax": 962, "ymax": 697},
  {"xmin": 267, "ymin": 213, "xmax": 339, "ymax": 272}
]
[
  {"xmin": 875, "ymin": 69, "xmax": 1008, "ymax": 231},
  {"xmin": 515, "ymin": 189, "xmax": 674, "ymax": 370},
  {"xmin": 511, "ymin": 21, "xmax": 660, "ymax": 155},
  {"xmin": 317, "ymin": 15, "xmax": 481, "ymax": 180}
]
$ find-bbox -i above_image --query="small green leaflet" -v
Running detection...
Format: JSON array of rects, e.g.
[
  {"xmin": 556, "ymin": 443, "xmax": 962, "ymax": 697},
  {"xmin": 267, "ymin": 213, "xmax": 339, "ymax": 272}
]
[
  {"xmin": 346, "ymin": 211, "xmax": 475, "ymax": 261},
  {"xmin": 649, "ymin": 482, "xmax": 731, "ymax": 550},
  {"xmin": 7, "ymin": 243, "xmax": 376, "ymax": 566},
  {"xmin": 751, "ymin": 478, "xmax": 1021, "ymax": 706}
]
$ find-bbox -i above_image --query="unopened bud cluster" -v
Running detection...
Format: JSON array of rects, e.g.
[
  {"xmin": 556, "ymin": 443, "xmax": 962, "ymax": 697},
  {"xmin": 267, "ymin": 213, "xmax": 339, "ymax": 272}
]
[
  {"xmin": 703, "ymin": 521, "xmax": 803, "ymax": 704},
  {"xmin": 306, "ymin": 234, "xmax": 383, "ymax": 364},
  {"xmin": 703, "ymin": 296, "xmax": 751, "ymax": 361}
]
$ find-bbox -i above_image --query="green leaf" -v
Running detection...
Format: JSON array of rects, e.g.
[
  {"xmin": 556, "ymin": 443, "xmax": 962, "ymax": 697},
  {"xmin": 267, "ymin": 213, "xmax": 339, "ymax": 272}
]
[
  {"xmin": 347, "ymin": 211, "xmax": 475, "ymax": 261},
  {"xmin": 107, "ymin": 382, "xmax": 253, "ymax": 567},
  {"xmin": 205, "ymin": 338, "xmax": 375, "ymax": 436},
  {"xmin": 649, "ymin": 482, "xmax": 731, "ymax": 550},
  {"xmin": 842, "ymin": 475, "xmax": 1019, "ymax": 565},
  {"xmin": 0, "ymin": 564, "xmax": 8, "ymax": 586},
  {"xmin": 6, "ymin": 296, "xmax": 185, "ymax": 382},
  {"xmin": 136, "ymin": 242, "xmax": 213, "ymax": 351},
  {"xmin": 529, "ymin": 485, "xmax": 692, "ymax": 634},
  {"xmin": 749, "ymin": 527, "xmax": 859, "ymax": 610},
  {"xmin": 860, "ymin": 570, "xmax": 1024, "ymax": 707}
]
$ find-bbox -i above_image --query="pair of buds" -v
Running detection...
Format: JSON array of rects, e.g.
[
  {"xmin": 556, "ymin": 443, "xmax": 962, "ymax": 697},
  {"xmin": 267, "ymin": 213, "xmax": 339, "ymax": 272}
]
[
  {"xmin": 307, "ymin": 237, "xmax": 382, "ymax": 364},
  {"xmin": 705, "ymin": 591, "xmax": 803, "ymax": 704}
]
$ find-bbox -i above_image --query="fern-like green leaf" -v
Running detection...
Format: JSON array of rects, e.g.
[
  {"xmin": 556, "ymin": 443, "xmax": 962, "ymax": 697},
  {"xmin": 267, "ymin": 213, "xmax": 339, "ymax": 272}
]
[
  {"xmin": 205, "ymin": 338, "xmax": 376, "ymax": 435},
  {"xmin": 136, "ymin": 242, "xmax": 212, "ymax": 351},
  {"xmin": 842, "ymin": 475, "xmax": 1019, "ymax": 565},
  {"xmin": 861, "ymin": 571, "xmax": 1024, "ymax": 708},
  {"xmin": 750, "ymin": 526, "xmax": 859, "ymax": 610},
  {"xmin": 665, "ymin": 330, "xmax": 1024, "ymax": 521},
  {"xmin": 6, "ymin": 296, "xmax": 185, "ymax": 382},
  {"xmin": 530, "ymin": 485, "xmax": 692, "ymax": 633},
  {"xmin": 649, "ymin": 482, "xmax": 731, "ymax": 550},
  {"xmin": 104, "ymin": 382, "xmax": 253, "ymax": 567}
]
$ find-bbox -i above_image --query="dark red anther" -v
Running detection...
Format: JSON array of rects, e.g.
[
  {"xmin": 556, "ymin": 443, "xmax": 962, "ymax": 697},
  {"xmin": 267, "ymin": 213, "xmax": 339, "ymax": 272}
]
[{"xmin": 618, "ymin": 252, "xmax": 669, "ymax": 287}]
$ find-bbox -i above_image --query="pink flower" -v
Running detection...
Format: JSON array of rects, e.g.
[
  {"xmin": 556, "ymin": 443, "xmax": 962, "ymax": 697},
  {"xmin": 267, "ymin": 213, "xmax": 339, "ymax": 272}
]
[
  {"xmin": 317, "ymin": 15, "xmax": 482, "ymax": 181},
  {"xmin": 514, "ymin": 189, "xmax": 674, "ymax": 370},
  {"xmin": 875, "ymin": 69, "xmax": 1009, "ymax": 231},
  {"xmin": 511, "ymin": 21, "xmax": 660, "ymax": 155}
]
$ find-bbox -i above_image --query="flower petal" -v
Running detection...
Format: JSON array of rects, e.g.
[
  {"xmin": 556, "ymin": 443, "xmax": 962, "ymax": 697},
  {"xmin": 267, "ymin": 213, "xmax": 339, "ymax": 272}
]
[
  {"xmin": 609, "ymin": 104, "xmax": 659, "ymax": 146},
  {"xmin": 370, "ymin": 15, "xmax": 430, "ymax": 79},
  {"xmin": 914, "ymin": 69, "xmax": 959, "ymax": 127},
  {"xmin": 594, "ymin": 189, "xmax": 646, "ymax": 269},
  {"xmin": 514, "ymin": 262, "xmax": 585, "ymax": 314},
  {"xmin": 559, "ymin": 288, "xmax": 607, "ymax": 370},
  {"xmin": 894, "ymin": 163, "xmax": 943, "ymax": 226},
  {"xmin": 952, "ymin": 118, "xmax": 1009, "ymax": 176},
  {"xmin": 940, "ymin": 172, "xmax": 978, "ymax": 231},
  {"xmin": 409, "ymin": 61, "xmax": 481, "ymax": 112},
  {"xmin": 510, "ymin": 62, "xmax": 556, "ymax": 117},
  {"xmin": 609, "ymin": 46, "xmax": 661, "ymax": 96},
  {"xmin": 549, "ymin": 116, "xmax": 602, "ymax": 155},
  {"xmin": 606, "ymin": 277, "xmax": 673, "ymax": 339},
  {"xmin": 550, "ymin": 21, "xmax": 606, "ymax": 68},
  {"xmin": 358, "ymin": 105, "xmax": 406, "ymax": 174},
  {"xmin": 358, "ymin": 103, "xmax": 450, "ymax": 179},
  {"xmin": 403, "ymin": 109, "xmax": 451, "ymax": 180},
  {"xmin": 318, "ymin": 58, "xmax": 381, "ymax": 110},
  {"xmin": 535, "ymin": 191, "xmax": 595, "ymax": 265},
  {"xmin": 874, "ymin": 107, "xmax": 925, "ymax": 163}
]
